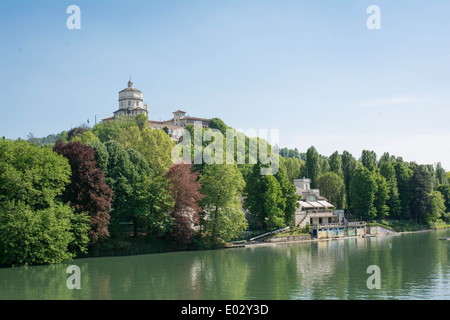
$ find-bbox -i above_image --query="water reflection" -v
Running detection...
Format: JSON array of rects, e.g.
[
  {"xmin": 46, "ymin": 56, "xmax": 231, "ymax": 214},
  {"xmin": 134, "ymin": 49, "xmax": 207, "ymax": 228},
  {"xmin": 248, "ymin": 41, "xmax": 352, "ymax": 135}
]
[{"xmin": 0, "ymin": 229, "xmax": 449, "ymax": 299}]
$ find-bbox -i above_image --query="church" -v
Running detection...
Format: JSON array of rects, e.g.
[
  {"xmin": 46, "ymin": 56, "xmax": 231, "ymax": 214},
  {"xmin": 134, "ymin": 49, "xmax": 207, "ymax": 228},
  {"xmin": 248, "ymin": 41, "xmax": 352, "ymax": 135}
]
[{"xmin": 102, "ymin": 79, "xmax": 210, "ymax": 137}]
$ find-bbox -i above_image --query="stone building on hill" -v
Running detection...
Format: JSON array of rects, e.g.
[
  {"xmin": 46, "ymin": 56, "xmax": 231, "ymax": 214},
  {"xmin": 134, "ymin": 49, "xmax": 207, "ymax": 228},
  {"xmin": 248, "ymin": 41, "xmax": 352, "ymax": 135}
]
[{"xmin": 102, "ymin": 79, "xmax": 210, "ymax": 139}]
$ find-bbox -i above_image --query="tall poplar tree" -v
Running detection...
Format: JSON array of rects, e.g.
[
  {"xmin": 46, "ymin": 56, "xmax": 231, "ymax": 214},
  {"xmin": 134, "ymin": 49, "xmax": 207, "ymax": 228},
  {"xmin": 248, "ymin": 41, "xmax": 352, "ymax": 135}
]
[
  {"xmin": 380, "ymin": 162, "xmax": 401, "ymax": 218},
  {"xmin": 412, "ymin": 165, "xmax": 432, "ymax": 224},
  {"xmin": 305, "ymin": 146, "xmax": 321, "ymax": 188},
  {"xmin": 342, "ymin": 150, "xmax": 357, "ymax": 209},
  {"xmin": 349, "ymin": 166, "xmax": 377, "ymax": 220}
]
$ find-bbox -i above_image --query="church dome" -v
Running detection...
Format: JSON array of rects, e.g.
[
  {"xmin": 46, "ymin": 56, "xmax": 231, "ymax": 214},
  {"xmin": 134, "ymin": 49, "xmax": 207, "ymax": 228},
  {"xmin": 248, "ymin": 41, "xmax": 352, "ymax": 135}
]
[{"xmin": 119, "ymin": 78, "xmax": 142, "ymax": 93}]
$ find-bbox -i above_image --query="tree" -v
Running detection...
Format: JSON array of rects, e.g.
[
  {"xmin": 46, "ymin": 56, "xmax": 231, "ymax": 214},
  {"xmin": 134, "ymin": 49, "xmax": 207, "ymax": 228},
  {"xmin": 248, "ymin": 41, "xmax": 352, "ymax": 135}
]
[
  {"xmin": 200, "ymin": 164, "xmax": 247, "ymax": 243},
  {"xmin": 317, "ymin": 172, "xmax": 344, "ymax": 207},
  {"xmin": 281, "ymin": 157, "xmax": 303, "ymax": 182},
  {"xmin": 71, "ymin": 129, "xmax": 100, "ymax": 144},
  {"xmin": 67, "ymin": 126, "xmax": 88, "ymax": 141},
  {"xmin": 328, "ymin": 151, "xmax": 343, "ymax": 178},
  {"xmin": 378, "ymin": 152, "xmax": 393, "ymax": 167},
  {"xmin": 275, "ymin": 165, "xmax": 300, "ymax": 226},
  {"xmin": 263, "ymin": 175, "xmax": 285, "ymax": 230},
  {"xmin": 380, "ymin": 162, "xmax": 401, "ymax": 218},
  {"xmin": 342, "ymin": 150, "xmax": 357, "ymax": 209},
  {"xmin": 0, "ymin": 139, "xmax": 89, "ymax": 266},
  {"xmin": 305, "ymin": 146, "xmax": 321, "ymax": 188},
  {"xmin": 53, "ymin": 141, "xmax": 114, "ymax": 243},
  {"xmin": 436, "ymin": 184, "xmax": 450, "ymax": 213},
  {"xmin": 373, "ymin": 171, "xmax": 390, "ymax": 218},
  {"xmin": 98, "ymin": 140, "xmax": 173, "ymax": 237},
  {"xmin": 56, "ymin": 131, "xmax": 69, "ymax": 144},
  {"xmin": 243, "ymin": 163, "xmax": 293, "ymax": 230},
  {"xmin": 115, "ymin": 126, "xmax": 174, "ymax": 177},
  {"xmin": 411, "ymin": 165, "xmax": 432, "ymax": 224},
  {"xmin": 135, "ymin": 113, "xmax": 148, "ymax": 131},
  {"xmin": 427, "ymin": 191, "xmax": 446, "ymax": 224},
  {"xmin": 349, "ymin": 166, "xmax": 377, "ymax": 220},
  {"xmin": 0, "ymin": 201, "xmax": 89, "ymax": 266},
  {"xmin": 166, "ymin": 163, "xmax": 204, "ymax": 244},
  {"xmin": 100, "ymin": 140, "xmax": 134, "ymax": 232},
  {"xmin": 279, "ymin": 147, "xmax": 302, "ymax": 159},
  {"xmin": 92, "ymin": 117, "xmax": 136, "ymax": 143},
  {"xmin": 394, "ymin": 161, "xmax": 414, "ymax": 219},
  {"xmin": 320, "ymin": 156, "xmax": 330, "ymax": 175},
  {"xmin": 243, "ymin": 163, "xmax": 267, "ymax": 226},
  {"xmin": 0, "ymin": 140, "xmax": 70, "ymax": 209},
  {"xmin": 27, "ymin": 132, "xmax": 37, "ymax": 144},
  {"xmin": 127, "ymin": 148, "xmax": 174, "ymax": 238},
  {"xmin": 435, "ymin": 162, "xmax": 448, "ymax": 186},
  {"xmin": 208, "ymin": 118, "xmax": 229, "ymax": 135},
  {"xmin": 88, "ymin": 140, "xmax": 110, "ymax": 175},
  {"xmin": 361, "ymin": 150, "xmax": 377, "ymax": 171}
]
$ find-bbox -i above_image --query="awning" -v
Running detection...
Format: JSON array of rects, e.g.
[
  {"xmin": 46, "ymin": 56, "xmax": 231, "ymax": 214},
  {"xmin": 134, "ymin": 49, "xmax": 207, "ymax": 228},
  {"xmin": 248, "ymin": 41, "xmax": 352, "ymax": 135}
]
[
  {"xmin": 299, "ymin": 201, "xmax": 314, "ymax": 208},
  {"xmin": 306, "ymin": 201, "xmax": 324, "ymax": 208},
  {"xmin": 317, "ymin": 200, "xmax": 335, "ymax": 208}
]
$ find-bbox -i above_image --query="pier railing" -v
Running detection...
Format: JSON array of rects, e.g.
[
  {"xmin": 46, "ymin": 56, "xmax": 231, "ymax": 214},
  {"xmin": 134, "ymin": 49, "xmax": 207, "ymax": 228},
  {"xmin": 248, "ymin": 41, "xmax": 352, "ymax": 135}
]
[{"xmin": 310, "ymin": 221, "xmax": 366, "ymax": 229}]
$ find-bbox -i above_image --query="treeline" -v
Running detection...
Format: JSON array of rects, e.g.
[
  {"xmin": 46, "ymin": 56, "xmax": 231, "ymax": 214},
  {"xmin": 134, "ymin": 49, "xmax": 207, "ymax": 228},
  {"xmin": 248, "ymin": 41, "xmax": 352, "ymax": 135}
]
[
  {"xmin": 281, "ymin": 146, "xmax": 450, "ymax": 226},
  {"xmin": 2, "ymin": 115, "xmax": 449, "ymax": 266},
  {"xmin": 0, "ymin": 116, "xmax": 293, "ymax": 266}
]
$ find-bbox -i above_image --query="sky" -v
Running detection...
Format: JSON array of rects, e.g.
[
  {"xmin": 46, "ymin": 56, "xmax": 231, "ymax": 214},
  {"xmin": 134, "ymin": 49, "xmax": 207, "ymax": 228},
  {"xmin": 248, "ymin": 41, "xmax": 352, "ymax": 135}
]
[{"xmin": 1, "ymin": 0, "xmax": 450, "ymax": 169}]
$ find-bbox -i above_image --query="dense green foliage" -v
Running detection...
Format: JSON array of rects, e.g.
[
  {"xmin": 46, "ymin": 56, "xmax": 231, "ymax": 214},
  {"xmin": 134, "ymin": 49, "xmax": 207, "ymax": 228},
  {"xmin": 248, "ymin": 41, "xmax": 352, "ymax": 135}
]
[
  {"xmin": 4, "ymin": 116, "xmax": 450, "ymax": 266},
  {"xmin": 53, "ymin": 141, "xmax": 113, "ymax": 243},
  {"xmin": 0, "ymin": 140, "xmax": 90, "ymax": 266},
  {"xmin": 293, "ymin": 146, "xmax": 450, "ymax": 226},
  {"xmin": 199, "ymin": 164, "xmax": 247, "ymax": 244},
  {"xmin": 317, "ymin": 172, "xmax": 344, "ymax": 208},
  {"xmin": 243, "ymin": 163, "xmax": 300, "ymax": 230}
]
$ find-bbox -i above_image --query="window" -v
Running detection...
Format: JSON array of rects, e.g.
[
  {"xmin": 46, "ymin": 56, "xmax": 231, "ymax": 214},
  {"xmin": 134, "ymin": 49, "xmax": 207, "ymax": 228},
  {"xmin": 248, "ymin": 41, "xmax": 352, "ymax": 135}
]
[{"xmin": 128, "ymin": 101, "xmax": 131, "ymax": 106}]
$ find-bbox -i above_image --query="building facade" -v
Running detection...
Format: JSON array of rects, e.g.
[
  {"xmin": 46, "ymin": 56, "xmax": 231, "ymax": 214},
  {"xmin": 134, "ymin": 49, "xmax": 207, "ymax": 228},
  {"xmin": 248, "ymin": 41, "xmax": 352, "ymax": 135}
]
[
  {"xmin": 293, "ymin": 178, "xmax": 342, "ymax": 227},
  {"xmin": 293, "ymin": 178, "xmax": 367, "ymax": 239},
  {"xmin": 102, "ymin": 80, "xmax": 210, "ymax": 138},
  {"xmin": 110, "ymin": 79, "xmax": 148, "ymax": 120}
]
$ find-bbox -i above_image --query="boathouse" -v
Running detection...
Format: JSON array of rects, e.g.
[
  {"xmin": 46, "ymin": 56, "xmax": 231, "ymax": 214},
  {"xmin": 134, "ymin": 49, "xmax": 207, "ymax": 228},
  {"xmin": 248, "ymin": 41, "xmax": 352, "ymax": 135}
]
[
  {"xmin": 294, "ymin": 178, "xmax": 344, "ymax": 227},
  {"xmin": 293, "ymin": 178, "xmax": 367, "ymax": 239},
  {"xmin": 311, "ymin": 221, "xmax": 366, "ymax": 239}
]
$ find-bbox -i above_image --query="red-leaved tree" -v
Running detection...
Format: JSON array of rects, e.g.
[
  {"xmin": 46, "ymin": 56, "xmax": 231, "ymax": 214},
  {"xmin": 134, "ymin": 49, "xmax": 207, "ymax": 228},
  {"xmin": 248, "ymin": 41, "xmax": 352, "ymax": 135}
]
[
  {"xmin": 166, "ymin": 163, "xmax": 204, "ymax": 245},
  {"xmin": 54, "ymin": 141, "xmax": 114, "ymax": 243}
]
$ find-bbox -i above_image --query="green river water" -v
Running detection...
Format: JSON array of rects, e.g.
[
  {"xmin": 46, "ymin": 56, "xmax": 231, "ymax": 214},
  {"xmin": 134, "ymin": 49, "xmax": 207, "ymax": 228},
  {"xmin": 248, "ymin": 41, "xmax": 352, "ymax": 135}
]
[{"xmin": 1, "ymin": 229, "xmax": 449, "ymax": 300}]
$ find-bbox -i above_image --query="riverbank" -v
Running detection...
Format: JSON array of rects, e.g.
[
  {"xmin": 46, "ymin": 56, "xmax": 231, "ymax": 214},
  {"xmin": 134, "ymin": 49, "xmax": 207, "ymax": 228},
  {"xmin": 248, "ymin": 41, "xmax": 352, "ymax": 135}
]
[
  {"xmin": 90, "ymin": 223, "xmax": 450, "ymax": 256},
  {"xmin": 227, "ymin": 224, "xmax": 450, "ymax": 249}
]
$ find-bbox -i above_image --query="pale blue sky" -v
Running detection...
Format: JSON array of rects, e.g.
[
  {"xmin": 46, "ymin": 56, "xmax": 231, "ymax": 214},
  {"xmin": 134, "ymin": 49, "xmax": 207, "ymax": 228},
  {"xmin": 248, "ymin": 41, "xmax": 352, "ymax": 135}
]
[{"xmin": 1, "ymin": 0, "xmax": 450, "ymax": 168}]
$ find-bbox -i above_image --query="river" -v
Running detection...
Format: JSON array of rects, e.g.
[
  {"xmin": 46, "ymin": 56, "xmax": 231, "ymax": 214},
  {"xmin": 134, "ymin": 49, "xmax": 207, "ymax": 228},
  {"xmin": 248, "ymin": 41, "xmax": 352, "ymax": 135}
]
[{"xmin": 0, "ymin": 229, "xmax": 449, "ymax": 300}]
